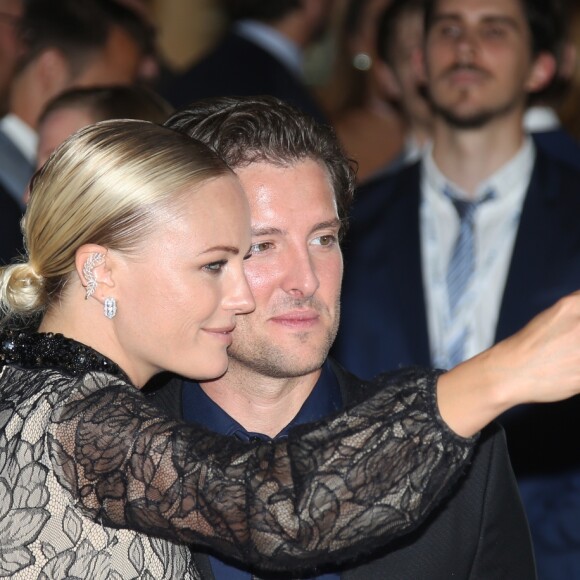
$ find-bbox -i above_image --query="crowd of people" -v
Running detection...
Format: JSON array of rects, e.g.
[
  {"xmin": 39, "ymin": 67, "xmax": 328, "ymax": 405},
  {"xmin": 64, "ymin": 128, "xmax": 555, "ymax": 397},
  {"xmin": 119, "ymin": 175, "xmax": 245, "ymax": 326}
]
[{"xmin": 2, "ymin": 0, "xmax": 580, "ymax": 578}]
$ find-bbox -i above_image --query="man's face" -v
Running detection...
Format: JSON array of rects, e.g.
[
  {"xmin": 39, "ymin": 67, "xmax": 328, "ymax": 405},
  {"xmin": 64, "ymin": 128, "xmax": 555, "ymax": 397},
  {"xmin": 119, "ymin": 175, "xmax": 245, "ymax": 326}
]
[
  {"xmin": 227, "ymin": 159, "xmax": 343, "ymax": 379},
  {"xmin": 423, "ymin": 0, "xmax": 550, "ymax": 129},
  {"xmin": 308, "ymin": 0, "xmax": 335, "ymax": 43},
  {"xmin": 390, "ymin": 9, "xmax": 432, "ymax": 128},
  {"xmin": 32, "ymin": 26, "xmax": 143, "ymax": 129},
  {"xmin": 71, "ymin": 25, "xmax": 142, "ymax": 87}
]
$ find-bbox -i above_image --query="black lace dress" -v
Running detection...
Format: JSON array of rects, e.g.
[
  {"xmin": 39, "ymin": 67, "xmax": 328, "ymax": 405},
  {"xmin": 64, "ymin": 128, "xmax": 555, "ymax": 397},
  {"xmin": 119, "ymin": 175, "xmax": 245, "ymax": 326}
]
[{"xmin": 0, "ymin": 331, "xmax": 476, "ymax": 579}]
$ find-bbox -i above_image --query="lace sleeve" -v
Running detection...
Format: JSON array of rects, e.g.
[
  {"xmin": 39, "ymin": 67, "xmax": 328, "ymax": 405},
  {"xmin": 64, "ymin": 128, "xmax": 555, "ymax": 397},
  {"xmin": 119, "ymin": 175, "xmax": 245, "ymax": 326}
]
[{"xmin": 49, "ymin": 367, "xmax": 475, "ymax": 571}]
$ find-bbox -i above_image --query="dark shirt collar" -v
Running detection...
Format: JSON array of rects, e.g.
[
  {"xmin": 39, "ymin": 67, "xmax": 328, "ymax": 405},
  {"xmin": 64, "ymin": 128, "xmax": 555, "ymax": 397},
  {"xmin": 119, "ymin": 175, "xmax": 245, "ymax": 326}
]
[
  {"xmin": 182, "ymin": 360, "xmax": 342, "ymax": 440},
  {"xmin": 182, "ymin": 361, "xmax": 342, "ymax": 580}
]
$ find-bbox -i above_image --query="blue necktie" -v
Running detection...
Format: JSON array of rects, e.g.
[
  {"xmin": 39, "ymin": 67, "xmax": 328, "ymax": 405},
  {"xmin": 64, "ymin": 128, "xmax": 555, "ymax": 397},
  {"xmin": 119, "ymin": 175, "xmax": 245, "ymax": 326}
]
[{"xmin": 445, "ymin": 187, "xmax": 494, "ymax": 366}]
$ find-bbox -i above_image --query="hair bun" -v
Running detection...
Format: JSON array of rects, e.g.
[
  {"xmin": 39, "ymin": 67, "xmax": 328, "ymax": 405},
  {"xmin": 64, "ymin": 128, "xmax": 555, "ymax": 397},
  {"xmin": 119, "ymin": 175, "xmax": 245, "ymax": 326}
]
[{"xmin": 0, "ymin": 262, "xmax": 46, "ymax": 316}]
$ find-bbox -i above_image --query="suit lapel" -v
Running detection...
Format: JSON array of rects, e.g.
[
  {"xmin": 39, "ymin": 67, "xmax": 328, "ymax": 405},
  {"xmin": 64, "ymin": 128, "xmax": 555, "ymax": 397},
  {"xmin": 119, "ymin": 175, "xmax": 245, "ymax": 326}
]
[
  {"xmin": 495, "ymin": 151, "xmax": 558, "ymax": 341},
  {"xmin": 386, "ymin": 166, "xmax": 431, "ymax": 365},
  {"xmin": 0, "ymin": 129, "xmax": 34, "ymax": 205}
]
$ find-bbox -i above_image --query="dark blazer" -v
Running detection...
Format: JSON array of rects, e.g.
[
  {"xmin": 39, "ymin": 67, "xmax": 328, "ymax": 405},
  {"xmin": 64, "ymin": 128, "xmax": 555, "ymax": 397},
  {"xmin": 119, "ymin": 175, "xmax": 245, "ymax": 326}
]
[
  {"xmin": 335, "ymin": 148, "xmax": 580, "ymax": 471},
  {"xmin": 0, "ymin": 182, "xmax": 24, "ymax": 265},
  {"xmin": 146, "ymin": 361, "xmax": 536, "ymax": 579},
  {"xmin": 334, "ymin": 149, "xmax": 580, "ymax": 576},
  {"xmin": 531, "ymin": 127, "xmax": 580, "ymax": 171},
  {"xmin": 161, "ymin": 31, "xmax": 328, "ymax": 125},
  {"xmin": 0, "ymin": 127, "xmax": 34, "ymax": 209}
]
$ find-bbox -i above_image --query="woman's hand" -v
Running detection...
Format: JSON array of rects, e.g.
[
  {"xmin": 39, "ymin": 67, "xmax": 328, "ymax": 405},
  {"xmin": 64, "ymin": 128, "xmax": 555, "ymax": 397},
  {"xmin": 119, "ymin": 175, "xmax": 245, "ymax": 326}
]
[{"xmin": 437, "ymin": 290, "xmax": 580, "ymax": 437}]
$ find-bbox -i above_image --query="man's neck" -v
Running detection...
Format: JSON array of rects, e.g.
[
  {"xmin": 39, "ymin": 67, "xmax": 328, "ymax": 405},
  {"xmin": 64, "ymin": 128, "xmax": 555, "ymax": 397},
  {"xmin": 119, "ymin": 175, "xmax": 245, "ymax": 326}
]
[
  {"xmin": 409, "ymin": 122, "xmax": 433, "ymax": 150},
  {"xmin": 199, "ymin": 364, "xmax": 321, "ymax": 438},
  {"xmin": 432, "ymin": 114, "xmax": 525, "ymax": 197},
  {"xmin": 270, "ymin": 12, "xmax": 313, "ymax": 49}
]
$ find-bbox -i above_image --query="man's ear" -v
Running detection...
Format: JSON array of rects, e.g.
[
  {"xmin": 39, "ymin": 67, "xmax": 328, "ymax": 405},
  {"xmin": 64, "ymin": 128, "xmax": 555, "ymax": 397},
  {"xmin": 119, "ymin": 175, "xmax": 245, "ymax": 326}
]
[
  {"xmin": 412, "ymin": 47, "xmax": 428, "ymax": 87},
  {"xmin": 526, "ymin": 52, "xmax": 557, "ymax": 94},
  {"xmin": 34, "ymin": 48, "xmax": 71, "ymax": 94},
  {"xmin": 75, "ymin": 244, "xmax": 115, "ymax": 300},
  {"xmin": 375, "ymin": 60, "xmax": 403, "ymax": 100}
]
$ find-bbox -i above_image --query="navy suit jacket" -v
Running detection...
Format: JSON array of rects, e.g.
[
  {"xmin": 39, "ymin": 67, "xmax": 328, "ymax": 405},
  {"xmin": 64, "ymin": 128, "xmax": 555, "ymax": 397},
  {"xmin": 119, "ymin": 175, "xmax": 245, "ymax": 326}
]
[
  {"xmin": 532, "ymin": 127, "xmax": 580, "ymax": 171},
  {"xmin": 334, "ymin": 149, "xmax": 580, "ymax": 576},
  {"xmin": 335, "ymin": 148, "xmax": 580, "ymax": 472},
  {"xmin": 162, "ymin": 31, "xmax": 328, "ymax": 125},
  {"xmin": 0, "ymin": 127, "xmax": 34, "ymax": 209},
  {"xmin": 146, "ymin": 361, "xmax": 535, "ymax": 579},
  {"xmin": 0, "ymin": 182, "xmax": 23, "ymax": 265}
]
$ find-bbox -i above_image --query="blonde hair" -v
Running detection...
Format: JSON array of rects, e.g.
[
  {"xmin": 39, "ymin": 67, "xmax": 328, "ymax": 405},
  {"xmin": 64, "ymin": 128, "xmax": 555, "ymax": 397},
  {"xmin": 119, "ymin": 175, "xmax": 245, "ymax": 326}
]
[{"xmin": 0, "ymin": 119, "xmax": 231, "ymax": 322}]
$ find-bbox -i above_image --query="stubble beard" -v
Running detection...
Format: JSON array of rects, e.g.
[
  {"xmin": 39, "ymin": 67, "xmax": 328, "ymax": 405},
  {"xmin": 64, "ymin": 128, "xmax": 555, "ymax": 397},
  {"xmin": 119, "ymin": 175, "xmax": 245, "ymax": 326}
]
[
  {"xmin": 227, "ymin": 300, "xmax": 341, "ymax": 380},
  {"xmin": 430, "ymin": 84, "xmax": 523, "ymax": 130}
]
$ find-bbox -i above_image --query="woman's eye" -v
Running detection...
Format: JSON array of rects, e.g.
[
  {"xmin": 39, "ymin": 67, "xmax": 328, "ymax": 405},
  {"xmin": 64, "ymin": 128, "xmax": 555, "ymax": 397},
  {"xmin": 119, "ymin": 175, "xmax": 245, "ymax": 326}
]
[{"xmin": 204, "ymin": 260, "xmax": 226, "ymax": 273}]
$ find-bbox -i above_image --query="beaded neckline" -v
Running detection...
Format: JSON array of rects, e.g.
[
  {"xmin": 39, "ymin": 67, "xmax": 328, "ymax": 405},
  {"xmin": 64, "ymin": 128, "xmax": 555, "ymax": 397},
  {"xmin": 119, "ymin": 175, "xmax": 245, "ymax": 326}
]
[{"xmin": 0, "ymin": 330, "xmax": 130, "ymax": 382}]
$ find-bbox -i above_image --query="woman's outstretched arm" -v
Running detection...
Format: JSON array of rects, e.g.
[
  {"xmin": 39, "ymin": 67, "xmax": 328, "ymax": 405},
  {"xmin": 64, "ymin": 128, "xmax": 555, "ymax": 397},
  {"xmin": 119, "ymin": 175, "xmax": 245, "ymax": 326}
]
[
  {"xmin": 50, "ymin": 366, "xmax": 473, "ymax": 572},
  {"xmin": 438, "ymin": 291, "xmax": 580, "ymax": 437}
]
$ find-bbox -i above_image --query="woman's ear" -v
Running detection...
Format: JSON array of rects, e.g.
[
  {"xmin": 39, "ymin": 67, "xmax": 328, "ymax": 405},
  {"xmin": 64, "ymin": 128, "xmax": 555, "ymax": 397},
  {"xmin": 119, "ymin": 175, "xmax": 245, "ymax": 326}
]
[{"xmin": 75, "ymin": 244, "xmax": 115, "ymax": 301}]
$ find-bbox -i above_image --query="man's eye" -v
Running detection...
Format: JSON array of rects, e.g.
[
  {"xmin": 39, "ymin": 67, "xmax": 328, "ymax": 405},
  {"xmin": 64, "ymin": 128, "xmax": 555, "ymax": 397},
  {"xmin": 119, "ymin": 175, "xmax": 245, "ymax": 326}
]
[
  {"xmin": 249, "ymin": 241, "xmax": 273, "ymax": 255},
  {"xmin": 312, "ymin": 235, "xmax": 337, "ymax": 247},
  {"xmin": 437, "ymin": 24, "xmax": 462, "ymax": 39},
  {"xmin": 482, "ymin": 26, "xmax": 506, "ymax": 39}
]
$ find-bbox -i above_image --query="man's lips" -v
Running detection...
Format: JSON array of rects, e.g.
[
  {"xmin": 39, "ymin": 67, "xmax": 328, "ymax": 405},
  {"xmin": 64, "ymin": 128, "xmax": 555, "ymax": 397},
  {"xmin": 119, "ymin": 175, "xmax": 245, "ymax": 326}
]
[
  {"xmin": 444, "ymin": 66, "xmax": 489, "ymax": 84},
  {"xmin": 269, "ymin": 310, "xmax": 320, "ymax": 327}
]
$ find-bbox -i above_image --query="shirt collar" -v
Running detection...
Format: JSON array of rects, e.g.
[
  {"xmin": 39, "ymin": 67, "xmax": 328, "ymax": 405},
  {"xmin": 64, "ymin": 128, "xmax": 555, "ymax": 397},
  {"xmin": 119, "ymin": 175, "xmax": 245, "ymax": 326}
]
[
  {"xmin": 182, "ymin": 360, "xmax": 343, "ymax": 440},
  {"xmin": 0, "ymin": 113, "xmax": 38, "ymax": 164},
  {"xmin": 423, "ymin": 137, "xmax": 536, "ymax": 203},
  {"xmin": 403, "ymin": 134, "xmax": 430, "ymax": 166},
  {"xmin": 524, "ymin": 106, "xmax": 561, "ymax": 133},
  {"xmin": 234, "ymin": 19, "xmax": 303, "ymax": 79}
]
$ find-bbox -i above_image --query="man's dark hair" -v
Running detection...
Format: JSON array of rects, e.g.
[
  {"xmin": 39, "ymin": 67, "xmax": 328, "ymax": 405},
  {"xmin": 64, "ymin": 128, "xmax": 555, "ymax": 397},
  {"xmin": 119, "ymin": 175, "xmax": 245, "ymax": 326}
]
[
  {"xmin": 164, "ymin": 96, "xmax": 355, "ymax": 235},
  {"xmin": 220, "ymin": 0, "xmax": 301, "ymax": 23},
  {"xmin": 17, "ymin": 0, "xmax": 154, "ymax": 77},
  {"xmin": 377, "ymin": 0, "xmax": 426, "ymax": 65},
  {"xmin": 39, "ymin": 85, "xmax": 173, "ymax": 126},
  {"xmin": 343, "ymin": 0, "xmax": 374, "ymax": 40},
  {"xmin": 423, "ymin": 0, "xmax": 562, "ymax": 58}
]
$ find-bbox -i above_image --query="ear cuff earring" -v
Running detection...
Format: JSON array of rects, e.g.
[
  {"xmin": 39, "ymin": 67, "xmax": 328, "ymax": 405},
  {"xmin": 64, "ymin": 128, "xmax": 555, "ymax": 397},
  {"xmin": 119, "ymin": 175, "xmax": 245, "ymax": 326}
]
[
  {"xmin": 104, "ymin": 297, "xmax": 117, "ymax": 319},
  {"xmin": 83, "ymin": 252, "xmax": 105, "ymax": 299}
]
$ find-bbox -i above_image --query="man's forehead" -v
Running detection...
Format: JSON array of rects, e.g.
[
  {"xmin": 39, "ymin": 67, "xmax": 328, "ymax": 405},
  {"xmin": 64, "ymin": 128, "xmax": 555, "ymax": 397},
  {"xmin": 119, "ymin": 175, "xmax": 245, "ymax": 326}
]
[
  {"xmin": 235, "ymin": 160, "xmax": 339, "ymax": 222},
  {"xmin": 236, "ymin": 159, "xmax": 335, "ymax": 196},
  {"xmin": 432, "ymin": 0, "xmax": 525, "ymax": 22}
]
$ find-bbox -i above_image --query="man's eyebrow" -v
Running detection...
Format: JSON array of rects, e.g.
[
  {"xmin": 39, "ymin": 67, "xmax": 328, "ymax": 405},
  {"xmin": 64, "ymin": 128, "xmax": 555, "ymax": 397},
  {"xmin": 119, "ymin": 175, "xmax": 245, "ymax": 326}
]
[
  {"xmin": 309, "ymin": 219, "xmax": 342, "ymax": 236},
  {"xmin": 251, "ymin": 226, "xmax": 285, "ymax": 236},
  {"xmin": 480, "ymin": 15, "xmax": 521, "ymax": 30},
  {"xmin": 251, "ymin": 219, "xmax": 341, "ymax": 238},
  {"xmin": 432, "ymin": 13, "xmax": 461, "ymax": 22},
  {"xmin": 432, "ymin": 13, "xmax": 520, "ymax": 30}
]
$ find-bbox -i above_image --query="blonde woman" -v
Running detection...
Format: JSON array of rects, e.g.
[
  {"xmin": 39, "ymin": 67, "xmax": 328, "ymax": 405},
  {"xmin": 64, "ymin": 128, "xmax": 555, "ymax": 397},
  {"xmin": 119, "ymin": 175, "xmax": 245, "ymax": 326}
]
[{"xmin": 1, "ymin": 119, "xmax": 580, "ymax": 579}]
